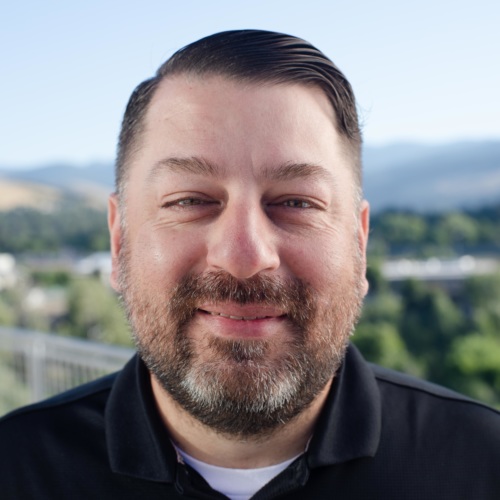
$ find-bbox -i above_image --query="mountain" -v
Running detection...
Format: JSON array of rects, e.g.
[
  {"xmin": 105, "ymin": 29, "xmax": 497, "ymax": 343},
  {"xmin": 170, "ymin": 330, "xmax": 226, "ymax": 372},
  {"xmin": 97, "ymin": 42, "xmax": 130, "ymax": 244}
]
[
  {"xmin": 0, "ymin": 141, "xmax": 499, "ymax": 213},
  {"xmin": 363, "ymin": 141, "xmax": 500, "ymax": 212},
  {"xmin": 0, "ymin": 178, "xmax": 64, "ymax": 211},
  {"xmin": 0, "ymin": 162, "xmax": 114, "ymax": 210}
]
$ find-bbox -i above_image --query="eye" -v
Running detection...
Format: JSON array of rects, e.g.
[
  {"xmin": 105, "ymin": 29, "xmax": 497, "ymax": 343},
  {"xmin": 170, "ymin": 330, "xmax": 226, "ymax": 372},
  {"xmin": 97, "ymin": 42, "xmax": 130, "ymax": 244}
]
[
  {"xmin": 162, "ymin": 197, "xmax": 214, "ymax": 208},
  {"xmin": 177, "ymin": 198, "xmax": 205, "ymax": 206},
  {"xmin": 160, "ymin": 195, "xmax": 220, "ymax": 223},
  {"xmin": 281, "ymin": 199, "xmax": 313, "ymax": 209}
]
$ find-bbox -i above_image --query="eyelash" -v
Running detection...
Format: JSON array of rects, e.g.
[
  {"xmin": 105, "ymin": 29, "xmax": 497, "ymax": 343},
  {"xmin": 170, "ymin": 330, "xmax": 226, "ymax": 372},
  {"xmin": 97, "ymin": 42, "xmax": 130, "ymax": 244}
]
[
  {"xmin": 163, "ymin": 197, "xmax": 315, "ymax": 210},
  {"xmin": 280, "ymin": 199, "xmax": 312, "ymax": 209},
  {"xmin": 162, "ymin": 197, "xmax": 214, "ymax": 208}
]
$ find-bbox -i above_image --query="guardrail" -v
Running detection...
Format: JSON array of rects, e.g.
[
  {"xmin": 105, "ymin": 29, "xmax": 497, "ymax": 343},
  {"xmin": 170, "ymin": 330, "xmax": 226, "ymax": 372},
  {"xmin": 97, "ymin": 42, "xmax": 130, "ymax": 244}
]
[{"xmin": 0, "ymin": 327, "xmax": 134, "ymax": 416}]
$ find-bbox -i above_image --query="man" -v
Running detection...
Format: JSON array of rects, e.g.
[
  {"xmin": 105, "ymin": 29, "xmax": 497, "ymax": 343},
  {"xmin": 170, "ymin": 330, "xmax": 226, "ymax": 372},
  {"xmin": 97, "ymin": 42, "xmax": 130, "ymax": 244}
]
[{"xmin": 1, "ymin": 30, "xmax": 499, "ymax": 499}]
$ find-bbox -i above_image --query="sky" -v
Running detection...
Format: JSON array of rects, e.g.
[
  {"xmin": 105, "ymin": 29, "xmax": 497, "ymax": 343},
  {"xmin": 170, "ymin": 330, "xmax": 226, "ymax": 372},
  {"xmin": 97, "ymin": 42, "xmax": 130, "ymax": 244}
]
[{"xmin": 1, "ymin": 0, "xmax": 499, "ymax": 168}]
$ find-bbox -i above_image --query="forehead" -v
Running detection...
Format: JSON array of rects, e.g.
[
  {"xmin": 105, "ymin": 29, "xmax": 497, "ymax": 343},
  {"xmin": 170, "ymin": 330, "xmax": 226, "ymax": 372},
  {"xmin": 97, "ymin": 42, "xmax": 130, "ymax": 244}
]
[{"xmin": 130, "ymin": 75, "xmax": 354, "ymax": 184}]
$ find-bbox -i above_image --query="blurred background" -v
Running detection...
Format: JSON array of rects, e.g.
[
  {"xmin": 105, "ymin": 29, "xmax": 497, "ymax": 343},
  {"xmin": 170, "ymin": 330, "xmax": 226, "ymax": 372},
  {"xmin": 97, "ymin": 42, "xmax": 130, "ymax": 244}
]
[{"xmin": 1, "ymin": 0, "xmax": 499, "ymax": 414}]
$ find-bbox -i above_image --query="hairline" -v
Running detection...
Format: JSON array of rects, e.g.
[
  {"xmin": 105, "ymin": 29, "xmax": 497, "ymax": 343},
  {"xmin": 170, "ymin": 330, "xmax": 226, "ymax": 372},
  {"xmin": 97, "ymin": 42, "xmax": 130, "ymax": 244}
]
[{"xmin": 117, "ymin": 72, "xmax": 362, "ymax": 211}]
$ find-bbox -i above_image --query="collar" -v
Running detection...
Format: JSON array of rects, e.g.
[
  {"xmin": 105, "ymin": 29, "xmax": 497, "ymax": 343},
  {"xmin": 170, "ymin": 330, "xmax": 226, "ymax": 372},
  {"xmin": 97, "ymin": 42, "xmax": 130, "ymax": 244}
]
[
  {"xmin": 106, "ymin": 354, "xmax": 178, "ymax": 482},
  {"xmin": 307, "ymin": 344, "xmax": 381, "ymax": 467},
  {"xmin": 105, "ymin": 343, "xmax": 381, "ymax": 482}
]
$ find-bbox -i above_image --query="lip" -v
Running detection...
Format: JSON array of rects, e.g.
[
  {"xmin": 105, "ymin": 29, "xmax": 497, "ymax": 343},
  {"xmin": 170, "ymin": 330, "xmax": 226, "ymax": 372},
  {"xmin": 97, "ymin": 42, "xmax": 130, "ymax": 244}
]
[
  {"xmin": 202, "ymin": 311, "xmax": 278, "ymax": 321},
  {"xmin": 195, "ymin": 304, "xmax": 287, "ymax": 338},
  {"xmin": 197, "ymin": 304, "xmax": 286, "ymax": 320}
]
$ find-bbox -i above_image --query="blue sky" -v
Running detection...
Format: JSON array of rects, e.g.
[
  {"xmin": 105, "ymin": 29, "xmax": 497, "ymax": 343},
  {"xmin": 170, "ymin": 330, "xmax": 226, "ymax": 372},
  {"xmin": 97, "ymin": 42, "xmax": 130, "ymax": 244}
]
[{"xmin": 1, "ymin": 0, "xmax": 499, "ymax": 167}]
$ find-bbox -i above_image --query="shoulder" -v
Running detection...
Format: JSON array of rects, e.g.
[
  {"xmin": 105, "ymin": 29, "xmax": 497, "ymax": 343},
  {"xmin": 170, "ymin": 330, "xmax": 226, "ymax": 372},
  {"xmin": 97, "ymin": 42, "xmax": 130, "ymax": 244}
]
[
  {"xmin": 370, "ymin": 362, "xmax": 500, "ymax": 445},
  {"xmin": 372, "ymin": 362, "xmax": 499, "ymax": 410},
  {"xmin": 0, "ymin": 372, "xmax": 117, "ymax": 442},
  {"xmin": 0, "ymin": 373, "xmax": 121, "ymax": 497}
]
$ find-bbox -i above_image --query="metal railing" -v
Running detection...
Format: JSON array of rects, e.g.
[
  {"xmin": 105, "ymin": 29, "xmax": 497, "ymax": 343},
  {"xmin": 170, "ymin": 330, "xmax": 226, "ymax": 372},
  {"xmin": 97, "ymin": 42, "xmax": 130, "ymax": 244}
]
[{"xmin": 0, "ymin": 327, "xmax": 134, "ymax": 416}]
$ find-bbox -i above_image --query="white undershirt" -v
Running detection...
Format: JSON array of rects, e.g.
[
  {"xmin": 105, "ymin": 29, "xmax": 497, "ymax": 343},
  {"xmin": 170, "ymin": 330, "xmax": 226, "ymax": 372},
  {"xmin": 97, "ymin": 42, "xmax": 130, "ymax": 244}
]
[{"xmin": 175, "ymin": 447, "xmax": 302, "ymax": 500}]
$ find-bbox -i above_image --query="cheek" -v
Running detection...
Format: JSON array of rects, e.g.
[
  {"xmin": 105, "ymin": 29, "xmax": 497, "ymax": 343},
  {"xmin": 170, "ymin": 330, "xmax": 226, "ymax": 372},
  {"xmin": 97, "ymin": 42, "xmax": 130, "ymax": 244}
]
[
  {"xmin": 280, "ymin": 230, "xmax": 360, "ymax": 293},
  {"xmin": 129, "ymin": 225, "xmax": 206, "ymax": 286}
]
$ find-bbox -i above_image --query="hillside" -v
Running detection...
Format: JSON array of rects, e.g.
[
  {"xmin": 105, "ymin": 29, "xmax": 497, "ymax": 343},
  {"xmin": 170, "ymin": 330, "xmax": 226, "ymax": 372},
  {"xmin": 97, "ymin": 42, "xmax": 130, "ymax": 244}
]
[
  {"xmin": 0, "ymin": 163, "xmax": 113, "ymax": 211},
  {"xmin": 363, "ymin": 141, "xmax": 500, "ymax": 212},
  {"xmin": 0, "ymin": 179, "xmax": 63, "ymax": 211}
]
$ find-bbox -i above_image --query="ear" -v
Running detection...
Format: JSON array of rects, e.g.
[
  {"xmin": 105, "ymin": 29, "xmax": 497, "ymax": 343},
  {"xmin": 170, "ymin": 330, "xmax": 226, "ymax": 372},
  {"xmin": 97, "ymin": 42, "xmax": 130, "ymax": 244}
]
[
  {"xmin": 357, "ymin": 199, "xmax": 370, "ymax": 296},
  {"xmin": 108, "ymin": 193, "xmax": 122, "ymax": 292}
]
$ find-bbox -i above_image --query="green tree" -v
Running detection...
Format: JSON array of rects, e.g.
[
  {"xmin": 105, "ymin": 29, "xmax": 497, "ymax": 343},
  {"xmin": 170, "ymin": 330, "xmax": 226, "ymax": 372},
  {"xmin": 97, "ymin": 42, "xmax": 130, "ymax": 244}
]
[
  {"xmin": 355, "ymin": 288, "xmax": 423, "ymax": 376},
  {"xmin": 59, "ymin": 277, "xmax": 132, "ymax": 347},
  {"xmin": 373, "ymin": 212, "xmax": 427, "ymax": 247},
  {"xmin": 0, "ymin": 202, "xmax": 109, "ymax": 253},
  {"xmin": 463, "ymin": 273, "xmax": 500, "ymax": 335},
  {"xmin": 361, "ymin": 290, "xmax": 402, "ymax": 324},
  {"xmin": 0, "ymin": 295, "xmax": 16, "ymax": 326},
  {"xmin": 447, "ymin": 334, "xmax": 500, "ymax": 407},
  {"xmin": 354, "ymin": 322, "xmax": 423, "ymax": 376},
  {"xmin": 430, "ymin": 212, "xmax": 478, "ymax": 248},
  {"xmin": 399, "ymin": 279, "xmax": 464, "ymax": 381},
  {"xmin": 365, "ymin": 259, "xmax": 388, "ymax": 295}
]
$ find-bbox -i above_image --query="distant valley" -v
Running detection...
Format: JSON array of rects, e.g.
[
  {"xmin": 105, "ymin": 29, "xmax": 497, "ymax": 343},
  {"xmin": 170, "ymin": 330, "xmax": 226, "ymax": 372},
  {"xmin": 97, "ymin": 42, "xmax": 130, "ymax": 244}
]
[{"xmin": 1, "ymin": 141, "xmax": 499, "ymax": 213}]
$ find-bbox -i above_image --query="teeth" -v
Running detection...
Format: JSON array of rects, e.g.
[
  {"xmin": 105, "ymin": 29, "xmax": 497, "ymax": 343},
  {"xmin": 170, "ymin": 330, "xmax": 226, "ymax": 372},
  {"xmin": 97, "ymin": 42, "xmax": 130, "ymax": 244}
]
[{"xmin": 208, "ymin": 311, "xmax": 266, "ymax": 321}]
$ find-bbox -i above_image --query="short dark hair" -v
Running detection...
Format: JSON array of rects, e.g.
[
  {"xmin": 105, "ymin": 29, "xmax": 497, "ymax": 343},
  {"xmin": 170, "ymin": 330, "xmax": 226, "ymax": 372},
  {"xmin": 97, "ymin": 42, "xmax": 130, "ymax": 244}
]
[{"xmin": 116, "ymin": 29, "xmax": 362, "ymax": 197}]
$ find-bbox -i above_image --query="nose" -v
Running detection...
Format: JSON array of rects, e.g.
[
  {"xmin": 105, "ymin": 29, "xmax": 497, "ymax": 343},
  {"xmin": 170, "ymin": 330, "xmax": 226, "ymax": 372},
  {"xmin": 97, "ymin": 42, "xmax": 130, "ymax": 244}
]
[{"xmin": 206, "ymin": 201, "xmax": 280, "ymax": 279}]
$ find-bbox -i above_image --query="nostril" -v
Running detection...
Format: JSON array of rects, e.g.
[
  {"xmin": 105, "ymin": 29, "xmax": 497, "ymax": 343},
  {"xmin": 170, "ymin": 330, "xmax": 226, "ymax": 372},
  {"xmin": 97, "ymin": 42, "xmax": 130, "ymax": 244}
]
[{"xmin": 205, "ymin": 212, "xmax": 280, "ymax": 278}]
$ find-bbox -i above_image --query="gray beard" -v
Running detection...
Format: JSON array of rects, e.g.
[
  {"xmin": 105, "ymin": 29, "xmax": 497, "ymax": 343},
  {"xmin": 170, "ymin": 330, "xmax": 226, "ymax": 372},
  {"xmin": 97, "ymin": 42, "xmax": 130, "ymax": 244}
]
[{"xmin": 119, "ymin": 260, "xmax": 364, "ymax": 439}]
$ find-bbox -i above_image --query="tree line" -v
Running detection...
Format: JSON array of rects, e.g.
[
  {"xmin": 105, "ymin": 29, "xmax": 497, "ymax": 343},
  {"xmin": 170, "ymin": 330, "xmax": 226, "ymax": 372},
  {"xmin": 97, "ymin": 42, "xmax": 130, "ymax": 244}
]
[
  {"xmin": 370, "ymin": 204, "xmax": 500, "ymax": 256},
  {"xmin": 0, "ymin": 202, "xmax": 109, "ymax": 253}
]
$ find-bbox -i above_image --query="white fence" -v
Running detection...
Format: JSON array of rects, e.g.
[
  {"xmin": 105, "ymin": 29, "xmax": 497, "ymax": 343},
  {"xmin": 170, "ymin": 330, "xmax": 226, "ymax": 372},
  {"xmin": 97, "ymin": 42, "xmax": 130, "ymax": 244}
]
[{"xmin": 0, "ymin": 327, "xmax": 134, "ymax": 416}]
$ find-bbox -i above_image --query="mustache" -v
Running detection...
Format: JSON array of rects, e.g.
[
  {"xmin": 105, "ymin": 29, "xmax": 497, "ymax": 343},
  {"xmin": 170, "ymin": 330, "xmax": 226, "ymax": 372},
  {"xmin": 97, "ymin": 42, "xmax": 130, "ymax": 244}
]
[{"xmin": 166, "ymin": 271, "xmax": 315, "ymax": 328}]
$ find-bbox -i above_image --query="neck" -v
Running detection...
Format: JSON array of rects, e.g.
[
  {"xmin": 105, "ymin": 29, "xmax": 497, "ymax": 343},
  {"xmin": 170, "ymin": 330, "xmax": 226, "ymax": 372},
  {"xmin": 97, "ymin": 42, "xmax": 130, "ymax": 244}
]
[{"xmin": 150, "ymin": 374, "xmax": 332, "ymax": 469}]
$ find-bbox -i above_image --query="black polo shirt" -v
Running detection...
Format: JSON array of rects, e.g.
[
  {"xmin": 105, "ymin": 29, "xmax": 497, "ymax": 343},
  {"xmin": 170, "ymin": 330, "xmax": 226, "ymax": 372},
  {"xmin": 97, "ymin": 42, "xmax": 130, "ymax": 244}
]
[{"xmin": 1, "ymin": 344, "xmax": 499, "ymax": 499}]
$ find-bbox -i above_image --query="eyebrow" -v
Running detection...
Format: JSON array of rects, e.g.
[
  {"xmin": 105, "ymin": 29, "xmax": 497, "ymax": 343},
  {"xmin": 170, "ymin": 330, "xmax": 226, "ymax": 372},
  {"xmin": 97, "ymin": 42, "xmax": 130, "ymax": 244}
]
[
  {"xmin": 147, "ymin": 156, "xmax": 223, "ymax": 182},
  {"xmin": 147, "ymin": 156, "xmax": 334, "ymax": 183},
  {"xmin": 262, "ymin": 162, "xmax": 334, "ymax": 183}
]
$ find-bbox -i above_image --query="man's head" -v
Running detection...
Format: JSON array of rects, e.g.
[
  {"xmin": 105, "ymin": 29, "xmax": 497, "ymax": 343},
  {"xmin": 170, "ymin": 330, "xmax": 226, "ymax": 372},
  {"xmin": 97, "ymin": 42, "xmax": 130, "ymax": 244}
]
[
  {"xmin": 108, "ymin": 30, "xmax": 369, "ymax": 439},
  {"xmin": 115, "ymin": 29, "xmax": 362, "ymax": 204}
]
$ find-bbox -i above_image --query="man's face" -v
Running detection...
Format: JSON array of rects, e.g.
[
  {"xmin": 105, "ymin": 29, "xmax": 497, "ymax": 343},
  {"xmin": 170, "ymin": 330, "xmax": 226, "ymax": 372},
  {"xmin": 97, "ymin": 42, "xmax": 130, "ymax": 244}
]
[{"xmin": 109, "ymin": 76, "xmax": 370, "ymax": 437}]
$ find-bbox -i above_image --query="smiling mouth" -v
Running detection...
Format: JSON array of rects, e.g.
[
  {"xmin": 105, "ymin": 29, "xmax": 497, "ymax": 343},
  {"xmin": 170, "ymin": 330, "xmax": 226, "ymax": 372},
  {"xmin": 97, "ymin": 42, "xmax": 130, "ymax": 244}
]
[{"xmin": 198, "ymin": 309, "xmax": 285, "ymax": 321}]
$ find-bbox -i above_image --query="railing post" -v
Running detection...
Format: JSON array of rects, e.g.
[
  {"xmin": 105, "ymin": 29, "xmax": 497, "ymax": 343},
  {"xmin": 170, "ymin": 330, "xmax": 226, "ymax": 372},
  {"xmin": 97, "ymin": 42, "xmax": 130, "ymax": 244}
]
[
  {"xmin": 1, "ymin": 327, "xmax": 134, "ymax": 415},
  {"xmin": 27, "ymin": 334, "xmax": 47, "ymax": 403}
]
